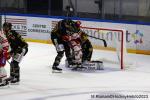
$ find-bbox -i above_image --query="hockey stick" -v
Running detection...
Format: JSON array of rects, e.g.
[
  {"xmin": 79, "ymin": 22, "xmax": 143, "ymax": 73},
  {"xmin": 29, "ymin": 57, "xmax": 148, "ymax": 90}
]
[
  {"xmin": 87, "ymin": 35, "xmax": 107, "ymax": 47},
  {"xmin": 6, "ymin": 60, "xmax": 10, "ymax": 64}
]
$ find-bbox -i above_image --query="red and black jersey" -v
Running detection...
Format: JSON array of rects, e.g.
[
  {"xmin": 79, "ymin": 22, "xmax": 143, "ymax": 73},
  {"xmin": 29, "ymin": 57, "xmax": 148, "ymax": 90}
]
[
  {"xmin": 0, "ymin": 31, "xmax": 9, "ymax": 66},
  {"xmin": 0, "ymin": 31, "xmax": 9, "ymax": 52}
]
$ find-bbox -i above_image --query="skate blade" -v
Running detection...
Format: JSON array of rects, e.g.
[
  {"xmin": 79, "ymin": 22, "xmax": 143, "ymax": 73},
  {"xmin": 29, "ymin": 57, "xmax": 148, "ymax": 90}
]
[
  {"xmin": 10, "ymin": 82, "xmax": 20, "ymax": 85},
  {"xmin": 0, "ymin": 86, "xmax": 10, "ymax": 89},
  {"xmin": 52, "ymin": 70, "xmax": 62, "ymax": 73},
  {"xmin": 0, "ymin": 84, "xmax": 10, "ymax": 88},
  {"xmin": 0, "ymin": 79, "xmax": 10, "ymax": 88},
  {"xmin": 71, "ymin": 67, "xmax": 86, "ymax": 71}
]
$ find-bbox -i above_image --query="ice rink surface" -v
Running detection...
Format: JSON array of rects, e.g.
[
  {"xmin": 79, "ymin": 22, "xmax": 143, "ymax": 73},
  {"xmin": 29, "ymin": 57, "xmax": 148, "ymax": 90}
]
[{"xmin": 0, "ymin": 42, "xmax": 150, "ymax": 100}]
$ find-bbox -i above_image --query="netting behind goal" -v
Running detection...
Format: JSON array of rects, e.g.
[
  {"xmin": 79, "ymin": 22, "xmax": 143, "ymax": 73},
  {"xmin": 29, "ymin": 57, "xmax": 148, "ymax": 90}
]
[{"xmin": 81, "ymin": 26, "xmax": 129, "ymax": 70}]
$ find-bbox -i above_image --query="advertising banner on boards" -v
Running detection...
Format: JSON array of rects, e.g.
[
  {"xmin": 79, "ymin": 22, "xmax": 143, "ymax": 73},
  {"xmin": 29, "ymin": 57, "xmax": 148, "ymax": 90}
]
[{"xmin": 1, "ymin": 15, "xmax": 150, "ymax": 54}]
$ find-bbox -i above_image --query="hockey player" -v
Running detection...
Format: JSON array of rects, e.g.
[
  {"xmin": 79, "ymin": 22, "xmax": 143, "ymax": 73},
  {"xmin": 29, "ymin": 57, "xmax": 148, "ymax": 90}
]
[
  {"xmin": 62, "ymin": 20, "xmax": 83, "ymax": 69},
  {"xmin": 0, "ymin": 30, "xmax": 10, "ymax": 86},
  {"xmin": 62, "ymin": 31, "xmax": 83, "ymax": 68},
  {"xmin": 75, "ymin": 21, "xmax": 104, "ymax": 70},
  {"xmin": 3, "ymin": 22, "xmax": 28, "ymax": 84},
  {"xmin": 75, "ymin": 21, "xmax": 93, "ymax": 62},
  {"xmin": 51, "ymin": 19, "xmax": 80, "ymax": 72},
  {"xmin": 51, "ymin": 21, "xmax": 64, "ymax": 72},
  {"xmin": 80, "ymin": 31, "xmax": 93, "ymax": 62}
]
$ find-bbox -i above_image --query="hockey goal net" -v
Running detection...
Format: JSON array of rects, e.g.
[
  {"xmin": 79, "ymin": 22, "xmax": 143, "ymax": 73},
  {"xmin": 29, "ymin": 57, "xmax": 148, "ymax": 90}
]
[{"xmin": 81, "ymin": 26, "xmax": 131, "ymax": 70}]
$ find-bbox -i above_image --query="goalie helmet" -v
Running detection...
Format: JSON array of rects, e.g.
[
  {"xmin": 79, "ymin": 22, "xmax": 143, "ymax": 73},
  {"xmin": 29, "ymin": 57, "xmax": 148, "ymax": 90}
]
[{"xmin": 75, "ymin": 20, "xmax": 81, "ymax": 28}]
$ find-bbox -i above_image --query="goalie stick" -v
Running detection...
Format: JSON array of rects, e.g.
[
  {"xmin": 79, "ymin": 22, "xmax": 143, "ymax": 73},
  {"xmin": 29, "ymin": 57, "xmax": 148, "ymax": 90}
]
[
  {"xmin": 77, "ymin": 30, "xmax": 107, "ymax": 47},
  {"xmin": 79, "ymin": 27, "xmax": 107, "ymax": 47},
  {"xmin": 87, "ymin": 35, "xmax": 107, "ymax": 47}
]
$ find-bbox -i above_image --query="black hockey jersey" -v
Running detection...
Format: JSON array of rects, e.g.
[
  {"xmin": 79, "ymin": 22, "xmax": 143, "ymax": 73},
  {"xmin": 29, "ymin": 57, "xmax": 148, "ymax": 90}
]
[{"xmin": 5, "ymin": 30, "xmax": 28, "ymax": 53}]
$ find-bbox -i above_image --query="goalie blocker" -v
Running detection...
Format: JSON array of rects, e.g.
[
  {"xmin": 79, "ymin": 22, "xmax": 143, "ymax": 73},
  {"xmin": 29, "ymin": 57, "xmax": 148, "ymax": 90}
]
[{"xmin": 65, "ymin": 60, "xmax": 104, "ymax": 71}]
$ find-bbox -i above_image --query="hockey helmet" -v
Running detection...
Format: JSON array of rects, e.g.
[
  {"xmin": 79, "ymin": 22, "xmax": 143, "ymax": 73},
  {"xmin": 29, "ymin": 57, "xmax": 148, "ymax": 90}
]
[{"xmin": 3, "ymin": 22, "xmax": 12, "ymax": 30}]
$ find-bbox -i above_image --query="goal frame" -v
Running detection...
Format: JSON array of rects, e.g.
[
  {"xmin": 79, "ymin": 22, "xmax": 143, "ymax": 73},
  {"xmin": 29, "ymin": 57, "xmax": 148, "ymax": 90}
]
[{"xmin": 81, "ymin": 26, "xmax": 125, "ymax": 70}]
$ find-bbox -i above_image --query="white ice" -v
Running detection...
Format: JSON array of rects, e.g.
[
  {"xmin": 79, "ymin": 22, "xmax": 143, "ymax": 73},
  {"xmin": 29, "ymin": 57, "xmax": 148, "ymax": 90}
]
[{"xmin": 0, "ymin": 42, "xmax": 150, "ymax": 100}]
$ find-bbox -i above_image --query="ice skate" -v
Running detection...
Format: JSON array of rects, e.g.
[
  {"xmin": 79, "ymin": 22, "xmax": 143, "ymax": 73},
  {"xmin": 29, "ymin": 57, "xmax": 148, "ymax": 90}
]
[
  {"xmin": 0, "ymin": 77, "xmax": 10, "ymax": 87},
  {"xmin": 52, "ymin": 66, "xmax": 62, "ymax": 73},
  {"xmin": 10, "ymin": 77, "xmax": 20, "ymax": 85}
]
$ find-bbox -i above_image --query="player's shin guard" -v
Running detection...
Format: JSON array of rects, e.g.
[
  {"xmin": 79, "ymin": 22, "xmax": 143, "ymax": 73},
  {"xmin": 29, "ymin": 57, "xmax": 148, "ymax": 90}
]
[
  {"xmin": 0, "ymin": 67, "xmax": 9, "ymax": 86},
  {"xmin": 10, "ymin": 61, "xmax": 20, "ymax": 83},
  {"xmin": 52, "ymin": 51, "xmax": 64, "ymax": 67},
  {"xmin": 52, "ymin": 51, "xmax": 64, "ymax": 72}
]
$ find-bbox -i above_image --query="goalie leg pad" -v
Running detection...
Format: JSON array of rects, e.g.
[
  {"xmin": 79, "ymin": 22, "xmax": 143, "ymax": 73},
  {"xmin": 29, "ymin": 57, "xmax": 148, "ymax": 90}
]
[
  {"xmin": 0, "ymin": 76, "xmax": 9, "ymax": 87},
  {"xmin": 0, "ymin": 53, "xmax": 7, "ymax": 66},
  {"xmin": 74, "ymin": 50, "xmax": 82, "ymax": 64},
  {"xmin": 82, "ymin": 61, "xmax": 104, "ymax": 70},
  {"xmin": 72, "ymin": 44, "xmax": 82, "ymax": 64},
  {"xmin": 0, "ymin": 67, "xmax": 7, "ymax": 78}
]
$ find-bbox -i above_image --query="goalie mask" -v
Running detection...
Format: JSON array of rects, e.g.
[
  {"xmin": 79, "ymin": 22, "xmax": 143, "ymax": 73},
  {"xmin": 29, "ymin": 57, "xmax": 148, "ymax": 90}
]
[{"xmin": 75, "ymin": 21, "xmax": 81, "ymax": 28}]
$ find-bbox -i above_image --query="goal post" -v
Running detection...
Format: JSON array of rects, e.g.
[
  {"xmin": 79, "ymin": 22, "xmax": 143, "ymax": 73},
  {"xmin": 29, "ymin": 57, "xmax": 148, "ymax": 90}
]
[{"xmin": 81, "ymin": 26, "xmax": 128, "ymax": 70}]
